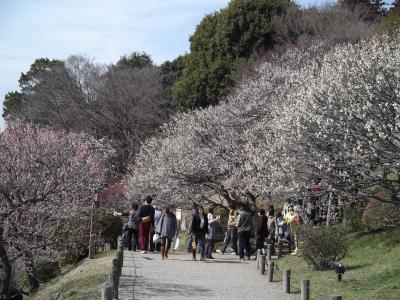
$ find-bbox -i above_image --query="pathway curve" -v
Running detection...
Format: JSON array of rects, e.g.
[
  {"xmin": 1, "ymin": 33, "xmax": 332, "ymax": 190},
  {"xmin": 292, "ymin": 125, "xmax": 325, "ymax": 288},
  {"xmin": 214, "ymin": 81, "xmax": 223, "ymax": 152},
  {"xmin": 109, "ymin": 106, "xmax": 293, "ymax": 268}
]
[{"xmin": 118, "ymin": 250, "xmax": 298, "ymax": 300}]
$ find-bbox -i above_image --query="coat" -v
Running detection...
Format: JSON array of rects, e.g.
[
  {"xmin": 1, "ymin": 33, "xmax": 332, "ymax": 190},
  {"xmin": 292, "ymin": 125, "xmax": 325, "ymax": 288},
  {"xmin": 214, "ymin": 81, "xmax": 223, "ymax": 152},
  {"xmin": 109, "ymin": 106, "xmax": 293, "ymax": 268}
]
[
  {"xmin": 191, "ymin": 212, "xmax": 209, "ymax": 237},
  {"xmin": 155, "ymin": 212, "xmax": 178, "ymax": 239},
  {"xmin": 256, "ymin": 215, "xmax": 268, "ymax": 237}
]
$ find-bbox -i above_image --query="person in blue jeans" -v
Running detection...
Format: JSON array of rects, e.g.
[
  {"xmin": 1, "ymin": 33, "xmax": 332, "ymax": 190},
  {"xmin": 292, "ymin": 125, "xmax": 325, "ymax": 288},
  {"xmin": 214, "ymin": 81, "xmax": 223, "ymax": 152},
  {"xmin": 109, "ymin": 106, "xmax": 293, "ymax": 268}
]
[{"xmin": 191, "ymin": 206, "xmax": 208, "ymax": 261}]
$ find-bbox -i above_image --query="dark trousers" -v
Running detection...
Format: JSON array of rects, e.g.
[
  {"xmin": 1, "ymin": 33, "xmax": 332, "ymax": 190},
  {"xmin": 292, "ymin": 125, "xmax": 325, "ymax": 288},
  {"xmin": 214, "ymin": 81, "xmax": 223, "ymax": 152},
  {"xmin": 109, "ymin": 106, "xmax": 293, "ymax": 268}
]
[
  {"xmin": 238, "ymin": 231, "xmax": 251, "ymax": 259},
  {"xmin": 192, "ymin": 234, "xmax": 206, "ymax": 258},
  {"xmin": 205, "ymin": 239, "xmax": 216, "ymax": 258},
  {"xmin": 132, "ymin": 229, "xmax": 139, "ymax": 251},
  {"xmin": 221, "ymin": 228, "xmax": 238, "ymax": 254},
  {"xmin": 139, "ymin": 222, "xmax": 152, "ymax": 251}
]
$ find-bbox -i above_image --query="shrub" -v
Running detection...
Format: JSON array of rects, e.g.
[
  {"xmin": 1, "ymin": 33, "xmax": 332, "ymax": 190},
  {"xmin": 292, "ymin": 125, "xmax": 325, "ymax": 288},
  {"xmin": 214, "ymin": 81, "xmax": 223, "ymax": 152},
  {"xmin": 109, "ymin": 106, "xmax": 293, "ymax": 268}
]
[
  {"xmin": 35, "ymin": 259, "xmax": 61, "ymax": 283},
  {"xmin": 96, "ymin": 209, "xmax": 123, "ymax": 244},
  {"xmin": 298, "ymin": 225, "xmax": 348, "ymax": 270},
  {"xmin": 362, "ymin": 199, "xmax": 400, "ymax": 231}
]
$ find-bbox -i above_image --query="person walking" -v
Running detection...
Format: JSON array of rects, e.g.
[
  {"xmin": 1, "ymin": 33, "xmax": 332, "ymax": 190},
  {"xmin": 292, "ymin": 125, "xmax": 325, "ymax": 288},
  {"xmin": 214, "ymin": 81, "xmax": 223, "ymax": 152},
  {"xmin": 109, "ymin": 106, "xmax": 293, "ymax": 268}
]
[
  {"xmin": 191, "ymin": 206, "xmax": 208, "ymax": 261},
  {"xmin": 205, "ymin": 206, "xmax": 220, "ymax": 259},
  {"xmin": 155, "ymin": 206, "xmax": 178, "ymax": 260},
  {"xmin": 114, "ymin": 203, "xmax": 139, "ymax": 251},
  {"xmin": 237, "ymin": 206, "xmax": 253, "ymax": 260},
  {"xmin": 217, "ymin": 204, "xmax": 238, "ymax": 255},
  {"xmin": 135, "ymin": 196, "xmax": 155, "ymax": 254},
  {"xmin": 150, "ymin": 207, "xmax": 162, "ymax": 252},
  {"xmin": 256, "ymin": 209, "xmax": 268, "ymax": 255}
]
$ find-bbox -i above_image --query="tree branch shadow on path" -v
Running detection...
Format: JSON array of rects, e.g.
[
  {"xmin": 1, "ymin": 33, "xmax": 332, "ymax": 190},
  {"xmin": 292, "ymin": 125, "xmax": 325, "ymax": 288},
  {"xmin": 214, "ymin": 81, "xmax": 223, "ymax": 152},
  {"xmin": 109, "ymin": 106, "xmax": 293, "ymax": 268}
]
[{"xmin": 134, "ymin": 278, "xmax": 214, "ymax": 298}]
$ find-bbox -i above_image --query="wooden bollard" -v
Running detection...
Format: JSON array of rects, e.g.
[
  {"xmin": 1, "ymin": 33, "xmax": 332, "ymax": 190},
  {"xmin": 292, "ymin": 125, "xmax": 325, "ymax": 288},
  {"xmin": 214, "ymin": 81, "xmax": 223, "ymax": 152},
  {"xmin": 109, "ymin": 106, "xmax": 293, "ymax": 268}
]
[
  {"xmin": 283, "ymin": 269, "xmax": 290, "ymax": 293},
  {"xmin": 330, "ymin": 296, "xmax": 342, "ymax": 300},
  {"xmin": 301, "ymin": 279, "xmax": 310, "ymax": 300},
  {"xmin": 116, "ymin": 251, "xmax": 122, "ymax": 277},
  {"xmin": 102, "ymin": 281, "xmax": 112, "ymax": 300},
  {"xmin": 112, "ymin": 258, "xmax": 119, "ymax": 299},
  {"xmin": 267, "ymin": 244, "xmax": 272, "ymax": 262},
  {"xmin": 267, "ymin": 261, "xmax": 274, "ymax": 282},
  {"xmin": 256, "ymin": 250, "xmax": 262, "ymax": 269},
  {"xmin": 277, "ymin": 241, "xmax": 283, "ymax": 258},
  {"xmin": 260, "ymin": 255, "xmax": 266, "ymax": 275}
]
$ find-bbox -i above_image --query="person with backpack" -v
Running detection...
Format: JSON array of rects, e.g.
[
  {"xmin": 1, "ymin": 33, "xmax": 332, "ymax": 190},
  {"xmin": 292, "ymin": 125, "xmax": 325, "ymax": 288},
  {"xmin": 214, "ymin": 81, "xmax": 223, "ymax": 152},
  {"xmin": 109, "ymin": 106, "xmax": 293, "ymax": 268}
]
[
  {"xmin": 191, "ymin": 206, "xmax": 209, "ymax": 261},
  {"xmin": 155, "ymin": 206, "xmax": 178, "ymax": 260},
  {"xmin": 135, "ymin": 196, "xmax": 155, "ymax": 254}
]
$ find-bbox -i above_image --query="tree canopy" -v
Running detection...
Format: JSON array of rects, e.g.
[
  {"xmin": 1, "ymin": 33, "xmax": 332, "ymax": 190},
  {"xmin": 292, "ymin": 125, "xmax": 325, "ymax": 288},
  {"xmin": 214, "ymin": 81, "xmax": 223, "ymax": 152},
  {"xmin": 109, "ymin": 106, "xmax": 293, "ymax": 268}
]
[{"xmin": 171, "ymin": 0, "xmax": 290, "ymax": 111}]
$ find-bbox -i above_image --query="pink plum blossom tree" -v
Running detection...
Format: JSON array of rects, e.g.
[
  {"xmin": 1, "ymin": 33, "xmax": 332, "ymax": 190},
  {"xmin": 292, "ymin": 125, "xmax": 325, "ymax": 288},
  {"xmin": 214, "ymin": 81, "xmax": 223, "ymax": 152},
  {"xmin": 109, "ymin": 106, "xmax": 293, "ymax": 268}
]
[{"xmin": 0, "ymin": 122, "xmax": 107, "ymax": 297}]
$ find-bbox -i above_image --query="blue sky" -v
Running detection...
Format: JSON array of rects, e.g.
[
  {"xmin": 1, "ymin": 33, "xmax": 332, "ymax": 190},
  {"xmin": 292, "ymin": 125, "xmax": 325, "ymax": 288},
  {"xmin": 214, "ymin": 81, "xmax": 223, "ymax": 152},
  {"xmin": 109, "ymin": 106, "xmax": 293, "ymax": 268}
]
[{"xmin": 0, "ymin": 0, "xmax": 330, "ymax": 130}]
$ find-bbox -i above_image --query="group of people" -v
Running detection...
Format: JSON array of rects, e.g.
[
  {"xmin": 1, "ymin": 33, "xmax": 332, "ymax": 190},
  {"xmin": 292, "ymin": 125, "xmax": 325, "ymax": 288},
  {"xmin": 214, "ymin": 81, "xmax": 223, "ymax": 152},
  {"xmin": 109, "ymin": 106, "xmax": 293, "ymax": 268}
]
[
  {"xmin": 214, "ymin": 203, "xmax": 303, "ymax": 259},
  {"xmin": 116, "ymin": 196, "xmax": 305, "ymax": 261},
  {"xmin": 115, "ymin": 195, "xmax": 179, "ymax": 260},
  {"xmin": 187, "ymin": 203, "xmax": 257, "ymax": 261}
]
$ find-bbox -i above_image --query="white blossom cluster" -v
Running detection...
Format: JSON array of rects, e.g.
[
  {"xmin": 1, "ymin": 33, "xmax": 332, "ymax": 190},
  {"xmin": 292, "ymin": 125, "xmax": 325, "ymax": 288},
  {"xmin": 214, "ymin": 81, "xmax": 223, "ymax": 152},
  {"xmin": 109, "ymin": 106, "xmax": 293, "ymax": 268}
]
[{"xmin": 126, "ymin": 33, "xmax": 400, "ymax": 208}]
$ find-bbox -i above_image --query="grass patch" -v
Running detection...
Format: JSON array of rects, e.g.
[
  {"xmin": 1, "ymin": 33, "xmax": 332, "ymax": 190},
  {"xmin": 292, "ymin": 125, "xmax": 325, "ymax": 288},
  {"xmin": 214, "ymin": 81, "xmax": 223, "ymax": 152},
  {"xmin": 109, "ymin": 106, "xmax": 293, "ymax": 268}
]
[
  {"xmin": 26, "ymin": 250, "xmax": 115, "ymax": 300},
  {"xmin": 275, "ymin": 230, "xmax": 400, "ymax": 299}
]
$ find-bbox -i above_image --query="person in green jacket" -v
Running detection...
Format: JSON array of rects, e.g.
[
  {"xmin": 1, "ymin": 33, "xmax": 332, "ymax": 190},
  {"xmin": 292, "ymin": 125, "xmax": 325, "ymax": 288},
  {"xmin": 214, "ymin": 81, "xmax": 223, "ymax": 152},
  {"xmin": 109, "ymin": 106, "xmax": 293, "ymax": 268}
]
[{"xmin": 237, "ymin": 206, "xmax": 254, "ymax": 260}]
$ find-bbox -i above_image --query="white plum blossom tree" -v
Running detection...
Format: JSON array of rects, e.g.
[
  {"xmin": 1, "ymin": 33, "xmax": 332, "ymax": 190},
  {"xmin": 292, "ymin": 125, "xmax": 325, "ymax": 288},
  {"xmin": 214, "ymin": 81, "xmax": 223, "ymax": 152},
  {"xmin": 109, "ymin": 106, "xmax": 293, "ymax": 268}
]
[{"xmin": 126, "ymin": 33, "xmax": 400, "ymax": 210}]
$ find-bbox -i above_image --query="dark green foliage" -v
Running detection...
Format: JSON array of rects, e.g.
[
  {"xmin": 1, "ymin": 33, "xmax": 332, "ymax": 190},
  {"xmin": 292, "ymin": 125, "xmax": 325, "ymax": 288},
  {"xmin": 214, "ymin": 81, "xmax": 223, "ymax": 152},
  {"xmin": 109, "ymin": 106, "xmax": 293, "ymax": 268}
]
[
  {"xmin": 298, "ymin": 225, "xmax": 348, "ymax": 270},
  {"xmin": 115, "ymin": 51, "xmax": 153, "ymax": 69},
  {"xmin": 172, "ymin": 0, "xmax": 290, "ymax": 111},
  {"xmin": 2, "ymin": 58, "xmax": 65, "ymax": 120},
  {"xmin": 35, "ymin": 260, "xmax": 61, "ymax": 283},
  {"xmin": 95, "ymin": 209, "xmax": 123, "ymax": 244},
  {"xmin": 381, "ymin": 4, "xmax": 400, "ymax": 30},
  {"xmin": 2, "ymin": 91, "xmax": 25, "ymax": 119}
]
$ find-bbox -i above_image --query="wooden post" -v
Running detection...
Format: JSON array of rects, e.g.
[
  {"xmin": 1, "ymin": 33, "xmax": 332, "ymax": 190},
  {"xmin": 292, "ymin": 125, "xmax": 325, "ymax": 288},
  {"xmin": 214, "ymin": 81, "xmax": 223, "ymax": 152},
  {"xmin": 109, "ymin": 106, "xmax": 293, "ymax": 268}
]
[
  {"xmin": 330, "ymin": 296, "xmax": 342, "ymax": 300},
  {"xmin": 102, "ymin": 281, "xmax": 112, "ymax": 300},
  {"xmin": 260, "ymin": 255, "xmax": 266, "ymax": 275},
  {"xmin": 112, "ymin": 258, "xmax": 119, "ymax": 299},
  {"xmin": 277, "ymin": 241, "xmax": 283, "ymax": 258},
  {"xmin": 283, "ymin": 269, "xmax": 290, "ymax": 293},
  {"xmin": 301, "ymin": 279, "xmax": 310, "ymax": 300},
  {"xmin": 118, "ymin": 249, "xmax": 123, "ymax": 276},
  {"xmin": 256, "ymin": 249, "xmax": 262, "ymax": 269},
  {"xmin": 267, "ymin": 261, "xmax": 274, "ymax": 282},
  {"xmin": 267, "ymin": 244, "xmax": 272, "ymax": 262},
  {"xmin": 115, "ymin": 251, "xmax": 122, "ymax": 277},
  {"xmin": 88, "ymin": 194, "xmax": 97, "ymax": 259}
]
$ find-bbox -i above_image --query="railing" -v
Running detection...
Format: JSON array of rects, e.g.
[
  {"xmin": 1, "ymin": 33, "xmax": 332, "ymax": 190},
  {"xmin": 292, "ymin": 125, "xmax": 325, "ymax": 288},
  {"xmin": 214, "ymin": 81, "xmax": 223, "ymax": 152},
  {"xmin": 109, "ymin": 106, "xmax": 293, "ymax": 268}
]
[{"xmin": 102, "ymin": 236, "xmax": 124, "ymax": 300}]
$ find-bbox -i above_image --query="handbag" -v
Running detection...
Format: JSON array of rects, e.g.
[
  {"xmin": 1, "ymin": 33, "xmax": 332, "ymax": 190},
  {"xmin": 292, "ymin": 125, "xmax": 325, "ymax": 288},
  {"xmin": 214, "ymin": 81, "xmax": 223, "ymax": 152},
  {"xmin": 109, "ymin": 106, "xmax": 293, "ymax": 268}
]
[
  {"xmin": 153, "ymin": 233, "xmax": 161, "ymax": 243},
  {"xmin": 141, "ymin": 215, "xmax": 151, "ymax": 223}
]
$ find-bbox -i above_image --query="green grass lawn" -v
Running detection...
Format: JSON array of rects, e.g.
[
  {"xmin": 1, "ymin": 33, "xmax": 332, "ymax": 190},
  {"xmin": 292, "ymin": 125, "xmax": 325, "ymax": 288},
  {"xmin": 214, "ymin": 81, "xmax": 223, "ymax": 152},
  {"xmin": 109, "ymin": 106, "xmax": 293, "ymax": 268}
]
[
  {"xmin": 26, "ymin": 250, "xmax": 115, "ymax": 300},
  {"xmin": 274, "ymin": 230, "xmax": 400, "ymax": 300}
]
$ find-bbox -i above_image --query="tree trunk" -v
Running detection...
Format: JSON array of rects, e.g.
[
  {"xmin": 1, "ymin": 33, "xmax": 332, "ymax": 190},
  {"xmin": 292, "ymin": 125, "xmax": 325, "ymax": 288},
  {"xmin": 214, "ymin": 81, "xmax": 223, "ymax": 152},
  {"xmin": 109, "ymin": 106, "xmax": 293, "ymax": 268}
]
[
  {"xmin": 0, "ymin": 228, "xmax": 12, "ymax": 298},
  {"xmin": 24, "ymin": 252, "xmax": 39, "ymax": 294}
]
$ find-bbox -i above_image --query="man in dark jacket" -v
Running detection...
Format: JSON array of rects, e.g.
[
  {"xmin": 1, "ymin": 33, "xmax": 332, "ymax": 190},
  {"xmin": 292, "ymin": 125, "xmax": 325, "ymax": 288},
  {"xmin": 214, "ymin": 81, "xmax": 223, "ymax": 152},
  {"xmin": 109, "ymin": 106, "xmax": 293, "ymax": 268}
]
[
  {"xmin": 237, "ymin": 206, "xmax": 254, "ymax": 260},
  {"xmin": 135, "ymin": 195, "xmax": 155, "ymax": 254},
  {"xmin": 256, "ymin": 209, "xmax": 268, "ymax": 252}
]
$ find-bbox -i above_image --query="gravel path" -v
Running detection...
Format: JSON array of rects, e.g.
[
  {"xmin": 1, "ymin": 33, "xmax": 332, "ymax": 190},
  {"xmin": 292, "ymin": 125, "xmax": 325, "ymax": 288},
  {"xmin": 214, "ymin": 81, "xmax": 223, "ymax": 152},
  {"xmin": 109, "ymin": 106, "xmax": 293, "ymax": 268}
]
[{"xmin": 118, "ymin": 250, "xmax": 298, "ymax": 300}]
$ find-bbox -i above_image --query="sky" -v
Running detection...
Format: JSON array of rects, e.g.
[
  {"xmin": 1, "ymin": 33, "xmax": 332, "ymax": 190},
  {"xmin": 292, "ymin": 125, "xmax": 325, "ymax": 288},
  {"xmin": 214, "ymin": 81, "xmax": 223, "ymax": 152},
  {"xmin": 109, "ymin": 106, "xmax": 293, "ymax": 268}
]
[{"xmin": 0, "ymin": 0, "xmax": 329, "ymax": 130}]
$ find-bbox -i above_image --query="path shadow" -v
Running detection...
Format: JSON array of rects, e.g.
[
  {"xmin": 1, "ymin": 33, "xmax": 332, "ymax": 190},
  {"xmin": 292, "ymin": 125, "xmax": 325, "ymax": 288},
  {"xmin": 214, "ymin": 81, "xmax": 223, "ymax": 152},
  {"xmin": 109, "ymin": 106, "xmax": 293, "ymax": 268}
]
[{"xmin": 134, "ymin": 279, "xmax": 214, "ymax": 298}]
